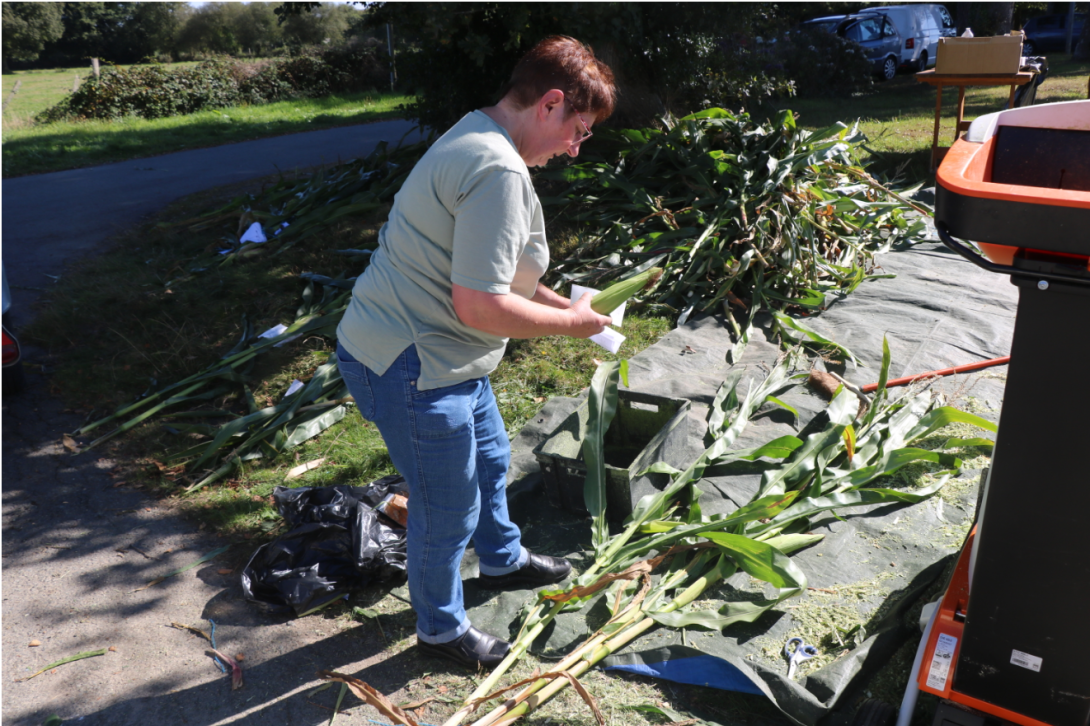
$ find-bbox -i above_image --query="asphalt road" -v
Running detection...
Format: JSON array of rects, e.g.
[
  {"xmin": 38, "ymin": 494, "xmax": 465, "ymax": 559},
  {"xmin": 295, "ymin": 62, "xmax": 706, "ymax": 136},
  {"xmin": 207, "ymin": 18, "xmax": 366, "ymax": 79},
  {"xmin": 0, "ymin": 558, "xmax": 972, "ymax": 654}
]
[
  {"xmin": 1, "ymin": 120, "xmax": 425, "ymax": 726},
  {"xmin": 2, "ymin": 119, "xmax": 420, "ymax": 312}
]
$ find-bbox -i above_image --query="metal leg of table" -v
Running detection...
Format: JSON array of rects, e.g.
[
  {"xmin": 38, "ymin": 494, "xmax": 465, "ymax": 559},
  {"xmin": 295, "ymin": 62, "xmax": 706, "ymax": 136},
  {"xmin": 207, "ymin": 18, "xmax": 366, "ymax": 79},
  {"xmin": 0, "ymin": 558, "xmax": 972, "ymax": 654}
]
[
  {"xmin": 955, "ymin": 86, "xmax": 967, "ymax": 142},
  {"xmin": 931, "ymin": 84, "xmax": 944, "ymax": 171}
]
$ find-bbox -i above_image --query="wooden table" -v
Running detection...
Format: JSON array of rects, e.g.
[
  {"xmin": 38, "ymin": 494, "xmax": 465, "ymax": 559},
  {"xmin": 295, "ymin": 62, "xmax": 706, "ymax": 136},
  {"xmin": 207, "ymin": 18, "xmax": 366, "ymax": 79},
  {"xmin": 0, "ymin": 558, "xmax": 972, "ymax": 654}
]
[{"xmin": 915, "ymin": 70, "xmax": 1035, "ymax": 170}]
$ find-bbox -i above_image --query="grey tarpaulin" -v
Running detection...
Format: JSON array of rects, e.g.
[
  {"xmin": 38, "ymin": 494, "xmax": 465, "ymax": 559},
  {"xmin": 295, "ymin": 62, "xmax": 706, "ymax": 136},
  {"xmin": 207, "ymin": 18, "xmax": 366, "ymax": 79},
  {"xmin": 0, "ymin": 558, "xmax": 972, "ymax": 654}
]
[{"xmin": 456, "ymin": 235, "xmax": 1015, "ymax": 726}]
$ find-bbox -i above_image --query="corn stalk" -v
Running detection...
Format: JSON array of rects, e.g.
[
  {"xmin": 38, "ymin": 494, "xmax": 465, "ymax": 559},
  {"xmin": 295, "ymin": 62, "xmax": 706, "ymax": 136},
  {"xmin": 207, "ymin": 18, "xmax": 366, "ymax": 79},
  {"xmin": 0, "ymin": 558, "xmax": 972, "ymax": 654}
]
[
  {"xmin": 448, "ymin": 342, "xmax": 994, "ymax": 725},
  {"xmin": 541, "ymin": 108, "xmax": 929, "ymax": 349}
]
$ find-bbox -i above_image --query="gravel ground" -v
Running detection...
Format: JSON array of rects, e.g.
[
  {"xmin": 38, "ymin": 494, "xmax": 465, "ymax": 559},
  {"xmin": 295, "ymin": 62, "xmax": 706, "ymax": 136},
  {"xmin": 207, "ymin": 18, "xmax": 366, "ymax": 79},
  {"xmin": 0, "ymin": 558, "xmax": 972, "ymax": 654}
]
[{"xmin": 2, "ymin": 121, "xmax": 439, "ymax": 726}]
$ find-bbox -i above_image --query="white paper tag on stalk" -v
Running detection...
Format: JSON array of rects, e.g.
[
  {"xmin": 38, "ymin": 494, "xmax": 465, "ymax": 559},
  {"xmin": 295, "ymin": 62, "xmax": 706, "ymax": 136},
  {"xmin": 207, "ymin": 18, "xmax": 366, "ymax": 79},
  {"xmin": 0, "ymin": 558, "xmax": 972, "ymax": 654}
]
[
  {"xmin": 240, "ymin": 222, "xmax": 267, "ymax": 244},
  {"xmin": 283, "ymin": 379, "xmax": 305, "ymax": 399},
  {"xmin": 258, "ymin": 323, "xmax": 302, "ymax": 348},
  {"xmin": 590, "ymin": 326, "xmax": 625, "ymax": 354},
  {"xmin": 571, "ymin": 284, "xmax": 626, "ymax": 327}
]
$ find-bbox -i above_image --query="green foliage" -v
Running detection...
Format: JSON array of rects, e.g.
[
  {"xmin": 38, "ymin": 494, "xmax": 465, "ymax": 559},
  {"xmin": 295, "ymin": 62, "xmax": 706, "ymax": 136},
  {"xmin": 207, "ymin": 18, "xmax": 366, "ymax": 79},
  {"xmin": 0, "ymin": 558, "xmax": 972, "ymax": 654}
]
[
  {"xmin": 685, "ymin": 68, "xmax": 797, "ymax": 113},
  {"xmin": 36, "ymin": 2, "xmax": 186, "ymax": 68},
  {"xmin": 36, "ymin": 45, "xmax": 389, "ymax": 123},
  {"xmin": 37, "ymin": 61, "xmax": 242, "ymax": 122},
  {"xmin": 273, "ymin": 44, "xmax": 387, "ymax": 98},
  {"xmin": 776, "ymin": 27, "xmax": 875, "ymax": 98},
  {"xmin": 541, "ymin": 108, "xmax": 927, "ymax": 344},
  {"xmin": 367, "ymin": 2, "xmax": 772, "ymax": 130},
  {"xmin": 2, "ymin": 2, "xmax": 64, "ymax": 65},
  {"xmin": 279, "ymin": 2, "xmax": 358, "ymax": 47}
]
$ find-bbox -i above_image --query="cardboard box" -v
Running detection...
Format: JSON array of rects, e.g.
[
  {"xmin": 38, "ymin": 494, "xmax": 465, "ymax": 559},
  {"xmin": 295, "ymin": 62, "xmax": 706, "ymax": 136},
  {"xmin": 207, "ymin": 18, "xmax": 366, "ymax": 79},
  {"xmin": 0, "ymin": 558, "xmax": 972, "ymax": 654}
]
[{"xmin": 935, "ymin": 34, "xmax": 1023, "ymax": 75}]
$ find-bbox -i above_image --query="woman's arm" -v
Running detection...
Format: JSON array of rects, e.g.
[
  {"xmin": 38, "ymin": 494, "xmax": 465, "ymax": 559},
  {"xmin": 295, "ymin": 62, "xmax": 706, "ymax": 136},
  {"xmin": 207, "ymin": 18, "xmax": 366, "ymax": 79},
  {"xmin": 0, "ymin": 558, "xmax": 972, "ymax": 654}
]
[
  {"xmin": 452, "ymin": 283, "xmax": 610, "ymax": 339},
  {"xmin": 530, "ymin": 282, "xmax": 572, "ymax": 310}
]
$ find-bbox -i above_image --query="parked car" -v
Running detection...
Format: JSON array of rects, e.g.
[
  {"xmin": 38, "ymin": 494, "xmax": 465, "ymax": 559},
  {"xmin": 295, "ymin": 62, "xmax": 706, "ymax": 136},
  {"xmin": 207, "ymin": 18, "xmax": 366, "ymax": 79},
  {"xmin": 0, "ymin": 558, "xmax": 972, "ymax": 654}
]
[
  {"xmin": 800, "ymin": 13, "xmax": 903, "ymax": 80},
  {"xmin": 1021, "ymin": 13, "xmax": 1087, "ymax": 56},
  {"xmin": 876, "ymin": 4, "xmax": 956, "ymax": 71},
  {"xmin": 2, "ymin": 263, "xmax": 24, "ymax": 392}
]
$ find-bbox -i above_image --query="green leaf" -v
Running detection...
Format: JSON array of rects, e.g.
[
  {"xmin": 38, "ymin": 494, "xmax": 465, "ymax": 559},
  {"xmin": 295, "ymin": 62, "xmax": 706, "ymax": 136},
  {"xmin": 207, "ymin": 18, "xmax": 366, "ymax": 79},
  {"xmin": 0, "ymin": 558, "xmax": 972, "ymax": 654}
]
[
  {"xmin": 756, "ymin": 387, "xmax": 855, "ymax": 498},
  {"xmin": 761, "ymin": 532, "xmax": 825, "ymax": 554},
  {"xmin": 748, "ymin": 479, "xmax": 950, "ymax": 536},
  {"xmin": 284, "ymin": 404, "xmax": 347, "ymax": 449},
  {"xmin": 583, "ymin": 361, "xmax": 623, "ymax": 557},
  {"xmin": 134, "ymin": 545, "xmax": 231, "ymax": 591},
  {"xmin": 18, "ymin": 649, "xmax": 108, "ymax": 682},
  {"xmin": 772, "ymin": 311, "xmax": 860, "ymax": 366},
  {"xmin": 863, "ymin": 336, "xmax": 893, "ymax": 427},
  {"xmin": 941, "ymin": 437, "xmax": 994, "ymax": 450},
  {"xmin": 703, "ymin": 532, "xmax": 805, "ymax": 590},
  {"xmin": 904, "ymin": 406, "xmax": 998, "ymax": 442}
]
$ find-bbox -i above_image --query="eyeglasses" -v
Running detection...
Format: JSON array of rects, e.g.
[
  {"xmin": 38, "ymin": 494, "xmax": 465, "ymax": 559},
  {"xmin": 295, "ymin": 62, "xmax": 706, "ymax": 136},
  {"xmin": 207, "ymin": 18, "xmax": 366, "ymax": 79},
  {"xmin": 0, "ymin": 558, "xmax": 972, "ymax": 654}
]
[{"xmin": 567, "ymin": 101, "xmax": 593, "ymax": 148}]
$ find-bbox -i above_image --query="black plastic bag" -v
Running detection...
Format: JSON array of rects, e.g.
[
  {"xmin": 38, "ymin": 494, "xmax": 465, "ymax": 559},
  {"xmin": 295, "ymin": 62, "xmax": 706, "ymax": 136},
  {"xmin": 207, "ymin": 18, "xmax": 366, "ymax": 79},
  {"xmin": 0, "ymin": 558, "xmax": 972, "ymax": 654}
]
[{"xmin": 241, "ymin": 475, "xmax": 408, "ymax": 616}]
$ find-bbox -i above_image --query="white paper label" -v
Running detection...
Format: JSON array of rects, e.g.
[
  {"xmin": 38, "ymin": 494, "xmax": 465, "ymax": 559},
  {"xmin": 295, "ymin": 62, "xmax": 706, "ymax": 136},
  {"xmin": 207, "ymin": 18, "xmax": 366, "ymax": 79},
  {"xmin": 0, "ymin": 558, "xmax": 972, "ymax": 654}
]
[
  {"xmin": 590, "ymin": 326, "xmax": 626, "ymax": 354},
  {"xmin": 926, "ymin": 633, "xmax": 958, "ymax": 690},
  {"xmin": 1010, "ymin": 649, "xmax": 1042, "ymax": 672}
]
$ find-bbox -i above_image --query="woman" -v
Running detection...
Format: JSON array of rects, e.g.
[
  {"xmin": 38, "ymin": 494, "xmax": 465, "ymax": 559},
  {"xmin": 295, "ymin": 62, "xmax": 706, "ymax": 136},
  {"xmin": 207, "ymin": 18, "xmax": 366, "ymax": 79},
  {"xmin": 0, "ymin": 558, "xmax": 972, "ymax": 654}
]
[{"xmin": 336, "ymin": 36, "xmax": 616, "ymax": 668}]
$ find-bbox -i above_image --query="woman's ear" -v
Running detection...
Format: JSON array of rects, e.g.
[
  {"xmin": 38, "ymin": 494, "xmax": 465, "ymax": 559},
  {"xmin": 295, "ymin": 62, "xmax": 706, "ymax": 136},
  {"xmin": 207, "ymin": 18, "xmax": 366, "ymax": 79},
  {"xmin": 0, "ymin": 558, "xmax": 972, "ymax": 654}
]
[{"xmin": 536, "ymin": 88, "xmax": 566, "ymax": 121}]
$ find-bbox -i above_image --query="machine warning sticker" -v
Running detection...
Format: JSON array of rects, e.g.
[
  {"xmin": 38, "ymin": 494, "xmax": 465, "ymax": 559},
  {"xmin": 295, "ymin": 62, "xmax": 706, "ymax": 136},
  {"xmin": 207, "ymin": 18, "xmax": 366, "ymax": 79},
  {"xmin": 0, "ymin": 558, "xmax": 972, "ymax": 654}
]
[
  {"xmin": 1010, "ymin": 649, "xmax": 1043, "ymax": 672},
  {"xmin": 926, "ymin": 633, "xmax": 958, "ymax": 690}
]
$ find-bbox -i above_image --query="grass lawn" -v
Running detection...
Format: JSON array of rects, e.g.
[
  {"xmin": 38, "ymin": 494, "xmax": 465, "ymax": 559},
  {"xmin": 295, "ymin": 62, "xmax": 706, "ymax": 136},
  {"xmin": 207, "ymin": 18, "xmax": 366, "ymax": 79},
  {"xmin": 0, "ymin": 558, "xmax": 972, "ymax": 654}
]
[
  {"xmin": 758, "ymin": 56, "xmax": 1090, "ymax": 181},
  {"xmin": 2, "ymin": 63, "xmax": 411, "ymax": 178}
]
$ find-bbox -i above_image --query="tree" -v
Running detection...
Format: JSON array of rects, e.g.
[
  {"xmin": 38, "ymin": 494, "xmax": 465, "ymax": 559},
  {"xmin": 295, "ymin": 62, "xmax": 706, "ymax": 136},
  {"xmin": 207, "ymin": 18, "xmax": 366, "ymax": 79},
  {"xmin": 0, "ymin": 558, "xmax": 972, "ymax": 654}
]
[
  {"xmin": 120, "ymin": 2, "xmax": 186, "ymax": 61},
  {"xmin": 232, "ymin": 3, "xmax": 282, "ymax": 56},
  {"xmin": 281, "ymin": 2, "xmax": 357, "ymax": 46},
  {"xmin": 175, "ymin": 2, "xmax": 244, "ymax": 56},
  {"xmin": 364, "ymin": 3, "xmax": 772, "ymax": 131},
  {"xmin": 43, "ymin": 3, "xmax": 132, "ymax": 66},
  {"xmin": 2, "ymin": 2, "xmax": 64, "ymax": 71},
  {"xmin": 1075, "ymin": 11, "xmax": 1090, "ymax": 60}
]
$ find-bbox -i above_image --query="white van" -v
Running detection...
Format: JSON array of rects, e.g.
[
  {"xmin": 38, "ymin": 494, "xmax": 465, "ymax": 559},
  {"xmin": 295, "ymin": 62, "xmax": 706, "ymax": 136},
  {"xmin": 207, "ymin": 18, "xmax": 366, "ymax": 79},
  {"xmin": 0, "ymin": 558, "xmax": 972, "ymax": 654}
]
[{"xmin": 865, "ymin": 4, "xmax": 956, "ymax": 71}]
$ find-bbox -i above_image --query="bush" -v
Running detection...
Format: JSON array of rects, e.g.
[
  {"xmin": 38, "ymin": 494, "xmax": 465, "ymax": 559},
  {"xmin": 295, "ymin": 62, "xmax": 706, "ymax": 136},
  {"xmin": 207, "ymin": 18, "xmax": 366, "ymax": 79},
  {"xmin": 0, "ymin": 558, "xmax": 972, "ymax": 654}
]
[
  {"xmin": 37, "ymin": 61, "xmax": 242, "ymax": 122},
  {"xmin": 35, "ymin": 44, "xmax": 390, "ymax": 124},
  {"xmin": 671, "ymin": 37, "xmax": 797, "ymax": 113},
  {"xmin": 775, "ymin": 29, "xmax": 873, "ymax": 98},
  {"xmin": 277, "ymin": 44, "xmax": 389, "ymax": 97}
]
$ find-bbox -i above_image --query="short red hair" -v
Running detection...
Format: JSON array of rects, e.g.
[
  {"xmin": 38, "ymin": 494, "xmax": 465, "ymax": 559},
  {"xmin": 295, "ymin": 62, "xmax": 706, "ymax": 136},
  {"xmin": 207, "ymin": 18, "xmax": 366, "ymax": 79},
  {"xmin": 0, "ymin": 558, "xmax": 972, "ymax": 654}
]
[{"xmin": 499, "ymin": 36, "xmax": 616, "ymax": 122}]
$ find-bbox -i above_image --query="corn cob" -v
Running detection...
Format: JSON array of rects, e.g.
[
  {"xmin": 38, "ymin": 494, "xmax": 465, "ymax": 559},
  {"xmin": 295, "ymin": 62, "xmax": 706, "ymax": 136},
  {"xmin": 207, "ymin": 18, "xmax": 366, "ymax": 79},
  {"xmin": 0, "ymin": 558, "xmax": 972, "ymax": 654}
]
[{"xmin": 589, "ymin": 267, "xmax": 663, "ymax": 314}]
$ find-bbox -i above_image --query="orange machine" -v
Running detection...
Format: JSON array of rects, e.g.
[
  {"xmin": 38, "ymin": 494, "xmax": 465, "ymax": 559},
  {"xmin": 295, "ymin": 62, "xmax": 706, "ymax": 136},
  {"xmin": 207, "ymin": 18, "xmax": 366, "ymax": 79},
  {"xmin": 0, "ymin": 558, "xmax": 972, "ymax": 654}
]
[{"xmin": 911, "ymin": 99, "xmax": 1090, "ymax": 726}]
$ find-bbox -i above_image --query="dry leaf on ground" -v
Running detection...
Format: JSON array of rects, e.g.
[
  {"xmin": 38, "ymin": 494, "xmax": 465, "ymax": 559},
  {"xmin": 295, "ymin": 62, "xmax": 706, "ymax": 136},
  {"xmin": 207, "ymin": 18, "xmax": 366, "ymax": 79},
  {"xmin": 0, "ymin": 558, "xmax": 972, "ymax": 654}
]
[
  {"xmin": 286, "ymin": 457, "xmax": 326, "ymax": 480},
  {"xmin": 318, "ymin": 671, "xmax": 419, "ymax": 726}
]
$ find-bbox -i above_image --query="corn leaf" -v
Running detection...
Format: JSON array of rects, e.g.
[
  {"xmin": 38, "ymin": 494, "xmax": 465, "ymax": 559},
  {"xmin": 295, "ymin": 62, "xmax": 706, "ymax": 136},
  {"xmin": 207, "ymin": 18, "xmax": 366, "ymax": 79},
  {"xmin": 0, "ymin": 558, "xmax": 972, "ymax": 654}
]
[{"xmin": 582, "ymin": 360, "xmax": 626, "ymax": 557}]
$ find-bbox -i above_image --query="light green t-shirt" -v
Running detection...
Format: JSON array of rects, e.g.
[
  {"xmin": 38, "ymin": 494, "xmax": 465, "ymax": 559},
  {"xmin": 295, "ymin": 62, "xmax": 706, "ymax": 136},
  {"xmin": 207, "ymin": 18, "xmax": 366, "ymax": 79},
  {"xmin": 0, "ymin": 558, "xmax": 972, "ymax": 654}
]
[{"xmin": 337, "ymin": 110, "xmax": 548, "ymax": 390}]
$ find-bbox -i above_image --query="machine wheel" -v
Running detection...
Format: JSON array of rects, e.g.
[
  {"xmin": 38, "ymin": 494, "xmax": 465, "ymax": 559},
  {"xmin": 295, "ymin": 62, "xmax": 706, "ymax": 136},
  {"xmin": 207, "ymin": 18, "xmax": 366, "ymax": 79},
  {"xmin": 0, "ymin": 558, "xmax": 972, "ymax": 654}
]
[
  {"xmin": 853, "ymin": 698, "xmax": 898, "ymax": 726},
  {"xmin": 1023, "ymin": 39, "xmax": 1036, "ymax": 56},
  {"xmin": 916, "ymin": 50, "xmax": 929, "ymax": 72},
  {"xmin": 880, "ymin": 56, "xmax": 898, "ymax": 81}
]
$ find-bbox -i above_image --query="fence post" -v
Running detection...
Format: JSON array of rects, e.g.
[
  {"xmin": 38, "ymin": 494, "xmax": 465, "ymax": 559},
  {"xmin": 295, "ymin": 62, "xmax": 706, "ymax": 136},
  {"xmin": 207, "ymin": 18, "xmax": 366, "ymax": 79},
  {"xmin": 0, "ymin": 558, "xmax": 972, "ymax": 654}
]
[
  {"xmin": 386, "ymin": 24, "xmax": 397, "ymax": 92},
  {"xmin": 92, "ymin": 58, "xmax": 100, "ymax": 79},
  {"xmin": 2, "ymin": 80, "xmax": 22, "ymax": 113},
  {"xmin": 73, "ymin": 74, "xmax": 80, "ymax": 93}
]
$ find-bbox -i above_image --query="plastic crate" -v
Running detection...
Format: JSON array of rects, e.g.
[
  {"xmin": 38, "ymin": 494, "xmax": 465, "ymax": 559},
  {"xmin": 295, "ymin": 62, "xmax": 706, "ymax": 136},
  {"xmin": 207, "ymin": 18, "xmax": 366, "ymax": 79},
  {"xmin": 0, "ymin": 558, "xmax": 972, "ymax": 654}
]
[{"xmin": 533, "ymin": 389, "xmax": 691, "ymax": 523}]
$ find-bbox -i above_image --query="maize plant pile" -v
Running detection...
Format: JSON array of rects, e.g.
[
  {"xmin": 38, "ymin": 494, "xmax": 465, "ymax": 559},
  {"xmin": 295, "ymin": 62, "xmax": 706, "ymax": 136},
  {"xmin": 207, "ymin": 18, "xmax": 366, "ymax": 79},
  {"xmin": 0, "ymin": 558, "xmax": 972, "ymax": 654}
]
[{"xmin": 540, "ymin": 107, "xmax": 929, "ymax": 352}]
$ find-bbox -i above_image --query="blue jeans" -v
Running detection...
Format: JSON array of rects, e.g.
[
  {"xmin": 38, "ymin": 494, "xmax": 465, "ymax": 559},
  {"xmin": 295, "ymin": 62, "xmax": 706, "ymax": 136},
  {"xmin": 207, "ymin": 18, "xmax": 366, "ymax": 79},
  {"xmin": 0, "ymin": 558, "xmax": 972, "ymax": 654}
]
[{"xmin": 336, "ymin": 343, "xmax": 527, "ymax": 643}]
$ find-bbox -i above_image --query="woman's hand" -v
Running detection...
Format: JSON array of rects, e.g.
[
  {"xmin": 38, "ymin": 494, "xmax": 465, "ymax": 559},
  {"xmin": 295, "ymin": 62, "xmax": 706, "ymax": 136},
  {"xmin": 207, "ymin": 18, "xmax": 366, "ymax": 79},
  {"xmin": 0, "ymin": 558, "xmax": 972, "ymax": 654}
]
[{"xmin": 567, "ymin": 292, "xmax": 612, "ymax": 338}]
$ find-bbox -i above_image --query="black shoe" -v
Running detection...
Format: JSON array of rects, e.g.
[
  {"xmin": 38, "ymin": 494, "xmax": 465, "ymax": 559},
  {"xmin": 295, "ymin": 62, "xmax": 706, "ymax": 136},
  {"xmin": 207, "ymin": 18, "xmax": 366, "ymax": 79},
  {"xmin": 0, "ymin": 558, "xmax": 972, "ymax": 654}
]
[
  {"xmin": 417, "ymin": 626, "xmax": 510, "ymax": 668},
  {"xmin": 477, "ymin": 552, "xmax": 572, "ymax": 590}
]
